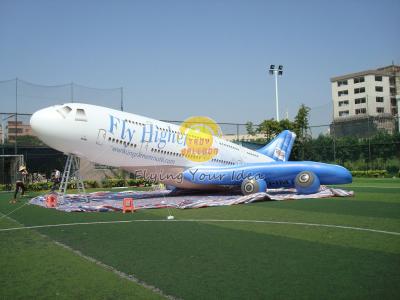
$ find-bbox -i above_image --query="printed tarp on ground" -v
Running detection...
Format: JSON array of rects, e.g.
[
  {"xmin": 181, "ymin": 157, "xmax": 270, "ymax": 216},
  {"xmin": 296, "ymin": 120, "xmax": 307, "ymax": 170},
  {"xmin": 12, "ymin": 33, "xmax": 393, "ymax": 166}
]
[{"xmin": 29, "ymin": 186, "xmax": 353, "ymax": 212}]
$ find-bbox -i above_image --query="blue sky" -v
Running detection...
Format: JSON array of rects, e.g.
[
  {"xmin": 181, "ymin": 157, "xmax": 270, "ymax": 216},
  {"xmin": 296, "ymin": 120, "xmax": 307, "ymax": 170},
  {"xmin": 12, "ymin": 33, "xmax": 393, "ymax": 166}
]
[{"xmin": 0, "ymin": 0, "xmax": 399, "ymax": 129}]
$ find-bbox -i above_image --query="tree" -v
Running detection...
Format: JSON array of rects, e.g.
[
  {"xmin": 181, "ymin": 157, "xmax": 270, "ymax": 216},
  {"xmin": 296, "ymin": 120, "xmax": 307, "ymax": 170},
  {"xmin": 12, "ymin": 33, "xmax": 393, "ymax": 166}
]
[
  {"xmin": 335, "ymin": 136, "xmax": 360, "ymax": 164},
  {"xmin": 243, "ymin": 104, "xmax": 399, "ymax": 168},
  {"xmin": 257, "ymin": 119, "xmax": 281, "ymax": 140},
  {"xmin": 292, "ymin": 104, "xmax": 311, "ymax": 160},
  {"xmin": 278, "ymin": 119, "xmax": 294, "ymax": 132},
  {"xmin": 245, "ymin": 122, "xmax": 256, "ymax": 136},
  {"xmin": 293, "ymin": 104, "xmax": 311, "ymax": 140},
  {"xmin": 6, "ymin": 135, "xmax": 45, "ymax": 146},
  {"xmin": 311, "ymin": 134, "xmax": 334, "ymax": 162}
]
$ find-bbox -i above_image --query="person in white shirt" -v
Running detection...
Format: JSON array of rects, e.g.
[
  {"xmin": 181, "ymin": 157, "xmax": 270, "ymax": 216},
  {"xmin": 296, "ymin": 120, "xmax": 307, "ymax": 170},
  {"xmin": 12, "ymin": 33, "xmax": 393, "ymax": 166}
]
[
  {"xmin": 11, "ymin": 166, "xmax": 28, "ymax": 203},
  {"xmin": 51, "ymin": 169, "xmax": 61, "ymax": 192}
]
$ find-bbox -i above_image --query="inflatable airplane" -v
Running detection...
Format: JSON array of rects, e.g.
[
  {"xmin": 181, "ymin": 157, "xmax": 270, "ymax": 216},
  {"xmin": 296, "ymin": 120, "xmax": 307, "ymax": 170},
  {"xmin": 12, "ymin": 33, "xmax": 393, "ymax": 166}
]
[{"xmin": 30, "ymin": 103, "xmax": 352, "ymax": 195}]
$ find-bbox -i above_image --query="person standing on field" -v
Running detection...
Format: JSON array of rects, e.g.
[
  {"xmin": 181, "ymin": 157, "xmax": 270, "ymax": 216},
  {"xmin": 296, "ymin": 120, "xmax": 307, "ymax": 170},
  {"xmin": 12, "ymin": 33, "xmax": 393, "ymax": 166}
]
[
  {"xmin": 51, "ymin": 169, "xmax": 61, "ymax": 192},
  {"xmin": 11, "ymin": 165, "xmax": 28, "ymax": 203}
]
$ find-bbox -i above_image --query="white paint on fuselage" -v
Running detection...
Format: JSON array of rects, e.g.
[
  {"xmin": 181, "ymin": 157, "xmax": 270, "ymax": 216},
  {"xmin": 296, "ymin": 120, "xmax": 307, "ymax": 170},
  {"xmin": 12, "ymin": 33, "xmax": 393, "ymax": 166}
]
[{"xmin": 31, "ymin": 103, "xmax": 272, "ymax": 188}]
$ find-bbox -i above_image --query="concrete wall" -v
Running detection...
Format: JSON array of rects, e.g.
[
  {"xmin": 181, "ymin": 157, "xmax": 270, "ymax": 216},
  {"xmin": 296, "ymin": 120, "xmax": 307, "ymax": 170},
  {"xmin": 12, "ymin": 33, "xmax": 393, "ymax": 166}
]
[{"xmin": 79, "ymin": 158, "xmax": 122, "ymax": 182}]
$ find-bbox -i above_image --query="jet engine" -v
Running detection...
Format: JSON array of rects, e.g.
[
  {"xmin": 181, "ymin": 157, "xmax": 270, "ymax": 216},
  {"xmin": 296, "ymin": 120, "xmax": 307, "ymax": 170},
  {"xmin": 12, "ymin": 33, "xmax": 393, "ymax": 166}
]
[
  {"xmin": 294, "ymin": 171, "xmax": 320, "ymax": 194},
  {"xmin": 241, "ymin": 178, "xmax": 267, "ymax": 195}
]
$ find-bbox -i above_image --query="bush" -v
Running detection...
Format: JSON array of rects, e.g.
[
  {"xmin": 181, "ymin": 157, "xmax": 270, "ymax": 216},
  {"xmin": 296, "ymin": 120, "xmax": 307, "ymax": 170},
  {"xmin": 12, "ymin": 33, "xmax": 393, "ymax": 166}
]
[
  {"xmin": 0, "ymin": 184, "xmax": 7, "ymax": 191},
  {"xmin": 27, "ymin": 182, "xmax": 52, "ymax": 191},
  {"xmin": 128, "ymin": 178, "xmax": 153, "ymax": 187},
  {"xmin": 386, "ymin": 165, "xmax": 399, "ymax": 176},
  {"xmin": 351, "ymin": 170, "xmax": 388, "ymax": 178},
  {"xmin": 14, "ymin": 178, "xmax": 154, "ymax": 191},
  {"xmin": 83, "ymin": 180, "xmax": 99, "ymax": 188},
  {"xmin": 3, "ymin": 184, "xmax": 13, "ymax": 191},
  {"xmin": 25, "ymin": 180, "xmax": 99, "ymax": 191},
  {"xmin": 127, "ymin": 178, "xmax": 138, "ymax": 187},
  {"xmin": 101, "ymin": 178, "xmax": 126, "ymax": 188},
  {"xmin": 100, "ymin": 178, "xmax": 154, "ymax": 188}
]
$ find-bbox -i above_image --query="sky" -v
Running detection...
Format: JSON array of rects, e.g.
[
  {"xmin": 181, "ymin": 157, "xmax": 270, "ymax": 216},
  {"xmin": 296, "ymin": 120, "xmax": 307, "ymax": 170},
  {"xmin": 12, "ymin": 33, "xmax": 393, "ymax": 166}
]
[{"xmin": 0, "ymin": 0, "xmax": 399, "ymax": 131}]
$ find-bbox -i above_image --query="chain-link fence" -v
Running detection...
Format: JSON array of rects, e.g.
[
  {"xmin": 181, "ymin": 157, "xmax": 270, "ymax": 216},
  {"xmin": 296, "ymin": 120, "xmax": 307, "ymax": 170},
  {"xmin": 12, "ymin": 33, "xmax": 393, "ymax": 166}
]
[{"xmin": 0, "ymin": 78, "xmax": 399, "ymax": 186}]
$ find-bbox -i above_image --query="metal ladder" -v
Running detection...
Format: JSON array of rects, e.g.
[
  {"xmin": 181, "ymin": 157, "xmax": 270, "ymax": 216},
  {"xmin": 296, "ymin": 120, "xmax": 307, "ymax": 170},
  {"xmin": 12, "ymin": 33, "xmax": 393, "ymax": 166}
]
[{"xmin": 59, "ymin": 154, "xmax": 88, "ymax": 202}]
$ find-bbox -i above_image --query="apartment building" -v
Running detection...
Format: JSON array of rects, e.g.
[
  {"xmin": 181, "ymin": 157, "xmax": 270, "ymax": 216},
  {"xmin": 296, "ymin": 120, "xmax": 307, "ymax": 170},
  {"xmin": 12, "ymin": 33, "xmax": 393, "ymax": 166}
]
[
  {"xmin": 6, "ymin": 120, "xmax": 36, "ymax": 142},
  {"xmin": 331, "ymin": 65, "xmax": 399, "ymax": 135}
]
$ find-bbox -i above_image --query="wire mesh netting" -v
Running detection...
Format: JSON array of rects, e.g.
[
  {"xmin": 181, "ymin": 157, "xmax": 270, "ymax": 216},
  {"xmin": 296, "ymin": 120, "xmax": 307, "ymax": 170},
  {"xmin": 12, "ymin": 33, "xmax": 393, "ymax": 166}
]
[
  {"xmin": 0, "ymin": 78, "xmax": 399, "ymax": 186},
  {"xmin": 0, "ymin": 78, "xmax": 122, "ymax": 144},
  {"xmin": 0, "ymin": 78, "xmax": 123, "ymax": 185},
  {"xmin": 0, "ymin": 78, "xmax": 123, "ymax": 113}
]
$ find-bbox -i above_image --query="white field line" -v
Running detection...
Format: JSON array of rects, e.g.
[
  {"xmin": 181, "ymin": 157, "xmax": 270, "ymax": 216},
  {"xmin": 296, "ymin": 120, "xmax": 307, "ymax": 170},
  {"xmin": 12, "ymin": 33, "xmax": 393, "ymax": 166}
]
[
  {"xmin": 345, "ymin": 185, "xmax": 400, "ymax": 189},
  {"xmin": 0, "ymin": 210, "xmax": 178, "ymax": 300},
  {"xmin": 0, "ymin": 201, "xmax": 30, "ymax": 222},
  {"xmin": 0, "ymin": 219, "xmax": 399, "ymax": 236},
  {"xmin": 51, "ymin": 239, "xmax": 179, "ymax": 300}
]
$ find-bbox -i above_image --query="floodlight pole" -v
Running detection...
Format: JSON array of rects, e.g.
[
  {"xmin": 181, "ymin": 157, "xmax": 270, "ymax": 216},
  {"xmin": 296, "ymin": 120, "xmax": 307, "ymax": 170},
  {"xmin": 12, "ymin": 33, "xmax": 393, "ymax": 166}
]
[
  {"xmin": 274, "ymin": 71, "xmax": 280, "ymax": 122},
  {"xmin": 269, "ymin": 65, "xmax": 283, "ymax": 122}
]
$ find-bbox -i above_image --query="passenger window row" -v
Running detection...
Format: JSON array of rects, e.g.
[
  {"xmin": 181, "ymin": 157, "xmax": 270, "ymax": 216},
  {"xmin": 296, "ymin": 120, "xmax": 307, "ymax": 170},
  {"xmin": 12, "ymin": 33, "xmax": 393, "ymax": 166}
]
[
  {"xmin": 210, "ymin": 158, "xmax": 234, "ymax": 165},
  {"xmin": 246, "ymin": 151, "xmax": 259, "ymax": 158},
  {"xmin": 156, "ymin": 125, "xmax": 173, "ymax": 132},
  {"xmin": 125, "ymin": 119, "xmax": 145, "ymax": 126},
  {"xmin": 108, "ymin": 137, "xmax": 137, "ymax": 148},
  {"xmin": 122, "ymin": 120, "xmax": 216, "ymax": 143},
  {"xmin": 107, "ymin": 131, "xmax": 235, "ymax": 165},
  {"xmin": 156, "ymin": 125, "xmax": 188, "ymax": 137},
  {"xmin": 151, "ymin": 148, "xmax": 182, "ymax": 157},
  {"xmin": 124, "ymin": 120, "xmax": 184, "ymax": 136},
  {"xmin": 149, "ymin": 147, "xmax": 234, "ymax": 165},
  {"xmin": 219, "ymin": 141, "xmax": 239, "ymax": 151}
]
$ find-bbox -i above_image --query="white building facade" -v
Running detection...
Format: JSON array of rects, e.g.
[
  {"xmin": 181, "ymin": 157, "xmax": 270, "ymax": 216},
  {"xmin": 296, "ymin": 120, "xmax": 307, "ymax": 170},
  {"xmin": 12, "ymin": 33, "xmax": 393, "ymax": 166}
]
[
  {"xmin": 331, "ymin": 65, "xmax": 398, "ymax": 119},
  {"xmin": 330, "ymin": 65, "xmax": 399, "ymax": 135}
]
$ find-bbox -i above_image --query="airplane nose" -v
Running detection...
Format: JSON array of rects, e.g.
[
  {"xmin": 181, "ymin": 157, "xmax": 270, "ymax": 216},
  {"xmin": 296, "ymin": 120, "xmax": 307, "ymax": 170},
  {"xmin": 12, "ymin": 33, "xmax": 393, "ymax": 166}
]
[
  {"xmin": 30, "ymin": 110, "xmax": 41, "ymax": 135},
  {"xmin": 30, "ymin": 107, "xmax": 63, "ymax": 142},
  {"xmin": 317, "ymin": 163, "xmax": 352, "ymax": 185},
  {"xmin": 30, "ymin": 108, "xmax": 49, "ymax": 136},
  {"xmin": 334, "ymin": 165, "xmax": 353, "ymax": 184},
  {"xmin": 342, "ymin": 167, "xmax": 353, "ymax": 184}
]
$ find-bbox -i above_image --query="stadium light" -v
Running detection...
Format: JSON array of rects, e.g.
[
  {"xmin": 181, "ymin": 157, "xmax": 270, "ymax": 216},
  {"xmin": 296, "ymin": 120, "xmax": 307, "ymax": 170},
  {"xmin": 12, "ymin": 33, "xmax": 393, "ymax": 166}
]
[{"xmin": 269, "ymin": 64, "xmax": 283, "ymax": 121}]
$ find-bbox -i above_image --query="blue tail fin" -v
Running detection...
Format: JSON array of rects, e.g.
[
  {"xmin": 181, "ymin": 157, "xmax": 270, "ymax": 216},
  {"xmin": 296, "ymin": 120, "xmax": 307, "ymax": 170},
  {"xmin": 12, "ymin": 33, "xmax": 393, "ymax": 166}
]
[{"xmin": 256, "ymin": 130, "xmax": 296, "ymax": 161}]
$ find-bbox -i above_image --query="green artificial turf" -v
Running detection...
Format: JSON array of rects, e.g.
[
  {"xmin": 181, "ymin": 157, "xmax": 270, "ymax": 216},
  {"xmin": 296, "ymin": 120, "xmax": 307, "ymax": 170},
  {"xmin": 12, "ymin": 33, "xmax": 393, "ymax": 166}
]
[
  {"xmin": 0, "ymin": 178, "xmax": 399, "ymax": 299},
  {"xmin": 0, "ymin": 207, "xmax": 165, "ymax": 299}
]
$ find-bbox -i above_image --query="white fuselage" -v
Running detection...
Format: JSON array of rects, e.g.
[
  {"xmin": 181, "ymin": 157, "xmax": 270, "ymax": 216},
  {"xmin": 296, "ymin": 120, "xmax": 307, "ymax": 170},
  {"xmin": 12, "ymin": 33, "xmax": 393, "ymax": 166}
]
[{"xmin": 30, "ymin": 103, "xmax": 272, "ymax": 188}]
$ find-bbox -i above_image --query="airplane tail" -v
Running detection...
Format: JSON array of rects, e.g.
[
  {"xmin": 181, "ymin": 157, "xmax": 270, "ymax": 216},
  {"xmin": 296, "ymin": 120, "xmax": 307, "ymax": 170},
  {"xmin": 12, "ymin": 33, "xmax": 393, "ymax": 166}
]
[{"xmin": 256, "ymin": 130, "xmax": 296, "ymax": 161}]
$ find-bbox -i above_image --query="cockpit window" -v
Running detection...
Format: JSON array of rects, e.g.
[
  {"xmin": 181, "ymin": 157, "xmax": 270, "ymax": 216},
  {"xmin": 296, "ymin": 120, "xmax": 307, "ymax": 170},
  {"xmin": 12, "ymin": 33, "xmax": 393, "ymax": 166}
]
[
  {"xmin": 56, "ymin": 105, "xmax": 73, "ymax": 118},
  {"xmin": 62, "ymin": 106, "xmax": 72, "ymax": 114},
  {"xmin": 75, "ymin": 109, "xmax": 87, "ymax": 122}
]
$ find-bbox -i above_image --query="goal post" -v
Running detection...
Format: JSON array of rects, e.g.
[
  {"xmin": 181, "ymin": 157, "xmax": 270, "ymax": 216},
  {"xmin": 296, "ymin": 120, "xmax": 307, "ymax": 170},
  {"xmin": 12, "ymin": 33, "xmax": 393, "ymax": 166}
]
[{"xmin": 0, "ymin": 154, "xmax": 25, "ymax": 187}]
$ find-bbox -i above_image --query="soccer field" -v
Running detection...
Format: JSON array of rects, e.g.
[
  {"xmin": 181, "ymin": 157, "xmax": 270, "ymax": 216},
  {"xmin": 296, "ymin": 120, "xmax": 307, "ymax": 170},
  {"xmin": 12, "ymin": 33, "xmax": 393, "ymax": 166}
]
[{"xmin": 1, "ymin": 178, "xmax": 399, "ymax": 299}]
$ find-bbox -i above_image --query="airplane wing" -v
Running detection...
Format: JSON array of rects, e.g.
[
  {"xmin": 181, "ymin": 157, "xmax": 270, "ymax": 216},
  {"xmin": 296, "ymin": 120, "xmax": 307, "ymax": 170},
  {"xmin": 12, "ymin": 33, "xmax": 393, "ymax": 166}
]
[
  {"xmin": 183, "ymin": 162, "xmax": 305, "ymax": 186},
  {"xmin": 182, "ymin": 160, "xmax": 352, "ymax": 194}
]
